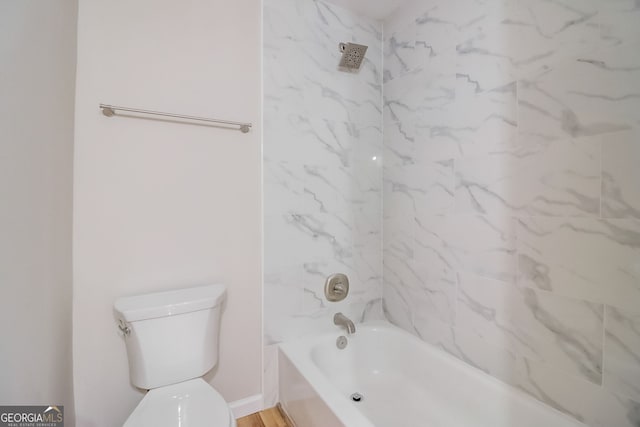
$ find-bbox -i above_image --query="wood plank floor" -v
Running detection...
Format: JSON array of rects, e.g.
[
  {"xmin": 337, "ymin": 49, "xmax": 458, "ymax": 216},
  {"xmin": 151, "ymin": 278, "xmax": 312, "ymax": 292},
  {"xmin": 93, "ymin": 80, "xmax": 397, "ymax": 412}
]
[{"xmin": 237, "ymin": 406, "xmax": 291, "ymax": 427}]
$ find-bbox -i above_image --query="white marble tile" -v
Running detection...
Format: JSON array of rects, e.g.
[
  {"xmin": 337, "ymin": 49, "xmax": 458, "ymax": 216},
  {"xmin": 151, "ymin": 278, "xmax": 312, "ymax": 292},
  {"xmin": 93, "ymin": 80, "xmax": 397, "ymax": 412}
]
[
  {"xmin": 264, "ymin": 114, "xmax": 382, "ymax": 219},
  {"xmin": 455, "ymin": 16, "xmax": 517, "ymax": 93},
  {"xmin": 383, "ymin": 233, "xmax": 416, "ymax": 289},
  {"xmin": 309, "ymin": 0, "xmax": 383, "ymax": 52},
  {"xmin": 383, "ymin": 69, "xmax": 423, "ymax": 126},
  {"xmin": 449, "ymin": 326, "xmax": 524, "ymax": 385},
  {"xmin": 352, "ymin": 234, "xmax": 383, "ymax": 294},
  {"xmin": 516, "ymin": 358, "xmax": 640, "ymax": 427},
  {"xmin": 305, "ymin": 76, "xmax": 381, "ymax": 125},
  {"xmin": 362, "ymin": 297, "xmax": 386, "ymax": 321},
  {"xmin": 386, "ymin": 159, "xmax": 454, "ymax": 218},
  {"xmin": 414, "ymin": 213, "xmax": 518, "ymax": 283},
  {"xmin": 385, "ymin": 68, "xmax": 455, "ymax": 125},
  {"xmin": 414, "ymin": 3, "xmax": 458, "ymax": 63},
  {"xmin": 264, "ymin": 280, "xmax": 304, "ymax": 345},
  {"xmin": 604, "ymin": 305, "xmax": 640, "ymax": 402},
  {"xmin": 353, "ymin": 123, "xmax": 383, "ymax": 206},
  {"xmin": 510, "ymin": 0, "xmax": 601, "ymax": 79},
  {"xmin": 457, "ymin": 272, "xmax": 604, "ymax": 384},
  {"xmin": 301, "ymin": 292, "xmax": 383, "ymax": 334},
  {"xmin": 599, "ymin": 0, "xmax": 640, "ymax": 46},
  {"xmin": 384, "ymin": 269, "xmax": 457, "ymax": 342},
  {"xmin": 517, "ymin": 217, "xmax": 640, "ymax": 312},
  {"xmin": 359, "ymin": 36, "xmax": 383, "ymax": 84},
  {"xmin": 293, "ymin": 69, "xmax": 379, "ymax": 125},
  {"xmin": 455, "ymin": 137, "xmax": 601, "ymax": 217},
  {"xmin": 300, "ymin": 1, "xmax": 362, "ymax": 67},
  {"xmin": 303, "ymin": 0, "xmax": 345, "ymax": 32},
  {"xmin": 383, "ymin": 120, "xmax": 416, "ymax": 170},
  {"xmin": 520, "ymin": 0, "xmax": 599, "ymax": 38},
  {"xmin": 379, "ymin": 0, "xmax": 640, "ymax": 425},
  {"xmin": 409, "ymin": 217, "xmax": 456, "ymax": 279},
  {"xmin": 422, "ymin": 0, "xmax": 599, "ymax": 85},
  {"xmin": 602, "ymin": 128, "xmax": 640, "ymax": 219},
  {"xmin": 383, "ymin": 215, "xmax": 413, "ymax": 262},
  {"xmin": 263, "ymin": 159, "xmax": 310, "ymax": 217},
  {"xmin": 418, "ymin": 0, "xmax": 503, "ymax": 46},
  {"xmin": 414, "ymin": 68, "xmax": 456, "ymax": 119},
  {"xmin": 288, "ymin": 214, "xmax": 380, "ymax": 328},
  {"xmin": 383, "ymin": 262, "xmax": 456, "ymax": 326},
  {"xmin": 384, "ymin": 0, "xmax": 431, "ymax": 36},
  {"xmin": 383, "ymin": 278, "xmax": 418, "ymax": 334},
  {"xmin": 383, "ymin": 215, "xmax": 458, "ymax": 324},
  {"xmin": 413, "ymin": 118, "xmax": 463, "ymax": 163},
  {"xmin": 264, "ymin": 0, "xmax": 382, "ymax": 126},
  {"xmin": 518, "ymin": 45, "xmax": 640, "ymax": 143},
  {"xmin": 264, "ymin": 0, "xmax": 383, "ymax": 318},
  {"xmin": 410, "ymin": 311, "xmax": 458, "ymax": 353},
  {"xmin": 389, "ymin": 298, "xmax": 638, "ymax": 427},
  {"xmin": 383, "ymin": 179, "xmax": 414, "ymax": 225},
  {"xmin": 412, "ymin": 80, "xmax": 517, "ymax": 160},
  {"xmin": 450, "ymin": 214, "xmax": 518, "ymax": 284},
  {"xmin": 457, "ymin": 80, "xmax": 518, "ymax": 149},
  {"xmin": 271, "ymin": 238, "xmax": 381, "ymax": 340},
  {"xmin": 384, "ymin": 22, "xmax": 417, "ymax": 83},
  {"xmin": 281, "ymin": 301, "xmax": 377, "ymax": 343},
  {"xmin": 264, "ymin": 212, "xmax": 355, "ymax": 293},
  {"xmin": 264, "ymin": 113, "xmax": 352, "ymax": 168}
]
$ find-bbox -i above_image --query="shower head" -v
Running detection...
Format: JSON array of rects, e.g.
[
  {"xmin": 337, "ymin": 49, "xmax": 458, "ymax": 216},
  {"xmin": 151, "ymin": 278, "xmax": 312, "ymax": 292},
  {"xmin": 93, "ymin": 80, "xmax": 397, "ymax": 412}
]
[{"xmin": 338, "ymin": 42, "xmax": 368, "ymax": 70}]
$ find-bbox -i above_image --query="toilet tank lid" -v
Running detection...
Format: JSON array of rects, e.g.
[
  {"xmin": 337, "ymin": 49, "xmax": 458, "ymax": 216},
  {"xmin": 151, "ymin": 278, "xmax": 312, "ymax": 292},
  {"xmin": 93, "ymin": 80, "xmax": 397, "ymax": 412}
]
[{"xmin": 114, "ymin": 284, "xmax": 226, "ymax": 322}]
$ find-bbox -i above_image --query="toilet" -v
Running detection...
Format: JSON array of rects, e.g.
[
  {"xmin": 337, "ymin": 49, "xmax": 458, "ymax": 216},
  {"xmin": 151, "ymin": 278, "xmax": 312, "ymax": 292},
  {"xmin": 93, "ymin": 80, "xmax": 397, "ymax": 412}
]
[{"xmin": 114, "ymin": 284, "xmax": 236, "ymax": 427}]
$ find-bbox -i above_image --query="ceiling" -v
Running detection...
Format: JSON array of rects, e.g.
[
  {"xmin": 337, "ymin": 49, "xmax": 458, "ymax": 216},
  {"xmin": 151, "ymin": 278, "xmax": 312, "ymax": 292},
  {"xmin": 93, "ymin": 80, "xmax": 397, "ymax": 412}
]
[{"xmin": 324, "ymin": 0, "xmax": 408, "ymax": 20}]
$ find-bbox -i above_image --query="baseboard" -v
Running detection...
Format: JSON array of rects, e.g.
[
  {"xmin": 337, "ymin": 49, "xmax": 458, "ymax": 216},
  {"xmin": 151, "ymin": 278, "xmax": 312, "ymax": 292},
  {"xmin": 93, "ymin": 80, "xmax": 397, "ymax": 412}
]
[
  {"xmin": 229, "ymin": 394, "xmax": 264, "ymax": 418},
  {"xmin": 277, "ymin": 403, "xmax": 297, "ymax": 427}
]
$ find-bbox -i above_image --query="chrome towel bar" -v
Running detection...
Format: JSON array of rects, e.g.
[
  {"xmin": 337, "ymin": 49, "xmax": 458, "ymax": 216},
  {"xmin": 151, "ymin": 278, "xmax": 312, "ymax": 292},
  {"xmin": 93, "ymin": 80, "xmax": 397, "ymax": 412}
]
[{"xmin": 99, "ymin": 104, "xmax": 252, "ymax": 133}]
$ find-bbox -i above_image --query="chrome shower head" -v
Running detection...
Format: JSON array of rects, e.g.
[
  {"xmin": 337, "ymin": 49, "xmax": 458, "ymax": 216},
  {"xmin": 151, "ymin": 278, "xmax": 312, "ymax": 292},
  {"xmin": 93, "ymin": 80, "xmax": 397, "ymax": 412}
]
[{"xmin": 338, "ymin": 42, "xmax": 368, "ymax": 70}]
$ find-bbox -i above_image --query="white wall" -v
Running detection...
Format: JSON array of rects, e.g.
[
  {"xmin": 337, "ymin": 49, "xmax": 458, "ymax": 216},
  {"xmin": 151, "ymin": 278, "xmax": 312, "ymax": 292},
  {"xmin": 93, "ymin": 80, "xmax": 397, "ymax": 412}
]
[
  {"xmin": 72, "ymin": 0, "xmax": 262, "ymax": 425},
  {"xmin": 0, "ymin": 0, "xmax": 77, "ymax": 424}
]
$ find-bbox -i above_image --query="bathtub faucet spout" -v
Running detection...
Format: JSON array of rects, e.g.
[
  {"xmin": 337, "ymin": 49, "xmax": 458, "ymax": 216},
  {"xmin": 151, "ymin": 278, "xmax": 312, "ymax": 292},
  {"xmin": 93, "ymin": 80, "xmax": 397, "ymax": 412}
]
[{"xmin": 334, "ymin": 312, "xmax": 356, "ymax": 334}]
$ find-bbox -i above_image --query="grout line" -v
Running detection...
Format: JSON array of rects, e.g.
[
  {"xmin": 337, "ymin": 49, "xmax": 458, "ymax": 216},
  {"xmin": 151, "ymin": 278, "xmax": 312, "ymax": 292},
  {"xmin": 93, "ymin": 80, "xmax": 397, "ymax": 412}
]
[
  {"xmin": 599, "ymin": 136, "xmax": 603, "ymax": 220},
  {"xmin": 601, "ymin": 304, "xmax": 607, "ymax": 390},
  {"xmin": 381, "ymin": 17, "xmax": 386, "ymax": 314},
  {"xmin": 453, "ymin": 270, "xmax": 459, "ymax": 327}
]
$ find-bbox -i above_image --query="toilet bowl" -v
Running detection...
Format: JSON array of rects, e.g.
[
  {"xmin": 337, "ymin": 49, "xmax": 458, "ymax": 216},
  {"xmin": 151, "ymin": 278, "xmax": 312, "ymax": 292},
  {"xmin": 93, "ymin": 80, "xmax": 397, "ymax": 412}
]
[
  {"xmin": 115, "ymin": 284, "xmax": 236, "ymax": 427},
  {"xmin": 123, "ymin": 379, "xmax": 236, "ymax": 427}
]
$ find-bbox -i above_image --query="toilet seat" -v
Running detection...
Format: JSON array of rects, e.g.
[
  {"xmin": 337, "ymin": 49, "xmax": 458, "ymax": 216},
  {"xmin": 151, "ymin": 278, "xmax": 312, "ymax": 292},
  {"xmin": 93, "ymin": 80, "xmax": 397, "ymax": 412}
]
[{"xmin": 124, "ymin": 378, "xmax": 236, "ymax": 427}]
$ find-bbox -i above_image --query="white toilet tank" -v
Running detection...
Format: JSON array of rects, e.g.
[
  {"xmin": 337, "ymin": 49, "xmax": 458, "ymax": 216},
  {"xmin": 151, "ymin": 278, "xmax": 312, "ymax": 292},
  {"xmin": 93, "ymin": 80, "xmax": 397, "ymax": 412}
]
[{"xmin": 114, "ymin": 284, "xmax": 226, "ymax": 390}]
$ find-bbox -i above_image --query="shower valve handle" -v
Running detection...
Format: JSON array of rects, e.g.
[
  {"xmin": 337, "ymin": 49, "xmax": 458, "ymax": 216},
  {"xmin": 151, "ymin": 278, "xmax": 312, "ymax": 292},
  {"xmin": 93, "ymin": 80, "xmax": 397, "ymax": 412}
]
[{"xmin": 324, "ymin": 273, "xmax": 350, "ymax": 302}]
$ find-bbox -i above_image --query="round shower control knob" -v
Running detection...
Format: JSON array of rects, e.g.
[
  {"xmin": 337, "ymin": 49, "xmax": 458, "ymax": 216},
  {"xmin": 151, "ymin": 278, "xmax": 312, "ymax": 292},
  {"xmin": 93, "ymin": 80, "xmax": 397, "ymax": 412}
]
[{"xmin": 324, "ymin": 273, "xmax": 349, "ymax": 302}]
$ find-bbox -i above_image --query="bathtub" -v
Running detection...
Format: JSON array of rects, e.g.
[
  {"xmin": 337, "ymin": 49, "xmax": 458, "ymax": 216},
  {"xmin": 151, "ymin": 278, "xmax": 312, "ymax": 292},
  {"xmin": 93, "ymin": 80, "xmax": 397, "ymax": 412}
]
[{"xmin": 278, "ymin": 322, "xmax": 585, "ymax": 427}]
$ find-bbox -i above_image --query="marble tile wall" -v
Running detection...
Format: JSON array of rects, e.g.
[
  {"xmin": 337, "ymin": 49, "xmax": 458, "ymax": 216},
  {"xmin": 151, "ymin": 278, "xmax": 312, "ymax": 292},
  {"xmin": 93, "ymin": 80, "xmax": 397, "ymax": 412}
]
[
  {"xmin": 382, "ymin": 0, "xmax": 640, "ymax": 426},
  {"xmin": 263, "ymin": 0, "xmax": 384, "ymax": 345}
]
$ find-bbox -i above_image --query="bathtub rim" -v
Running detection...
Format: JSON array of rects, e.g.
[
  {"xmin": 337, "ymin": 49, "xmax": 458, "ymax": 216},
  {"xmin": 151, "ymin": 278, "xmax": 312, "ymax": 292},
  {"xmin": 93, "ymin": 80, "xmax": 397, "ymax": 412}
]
[{"xmin": 278, "ymin": 320, "xmax": 586, "ymax": 427}]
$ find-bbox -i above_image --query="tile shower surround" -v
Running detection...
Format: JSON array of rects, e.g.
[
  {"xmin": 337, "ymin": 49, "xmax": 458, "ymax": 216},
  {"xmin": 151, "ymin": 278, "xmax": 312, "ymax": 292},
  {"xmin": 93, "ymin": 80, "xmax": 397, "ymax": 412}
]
[
  {"xmin": 382, "ymin": 0, "xmax": 640, "ymax": 426},
  {"xmin": 263, "ymin": 0, "xmax": 385, "ymax": 344},
  {"xmin": 264, "ymin": 0, "xmax": 640, "ymax": 426}
]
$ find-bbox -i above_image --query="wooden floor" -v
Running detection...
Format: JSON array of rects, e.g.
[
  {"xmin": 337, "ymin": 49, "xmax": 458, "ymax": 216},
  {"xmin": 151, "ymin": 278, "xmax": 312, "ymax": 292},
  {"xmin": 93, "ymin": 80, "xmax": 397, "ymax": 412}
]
[{"xmin": 237, "ymin": 406, "xmax": 292, "ymax": 427}]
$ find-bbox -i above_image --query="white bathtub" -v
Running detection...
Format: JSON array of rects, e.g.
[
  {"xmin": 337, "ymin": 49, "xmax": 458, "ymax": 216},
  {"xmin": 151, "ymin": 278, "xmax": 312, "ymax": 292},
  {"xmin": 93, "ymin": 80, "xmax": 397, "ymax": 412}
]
[{"xmin": 278, "ymin": 322, "xmax": 585, "ymax": 427}]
